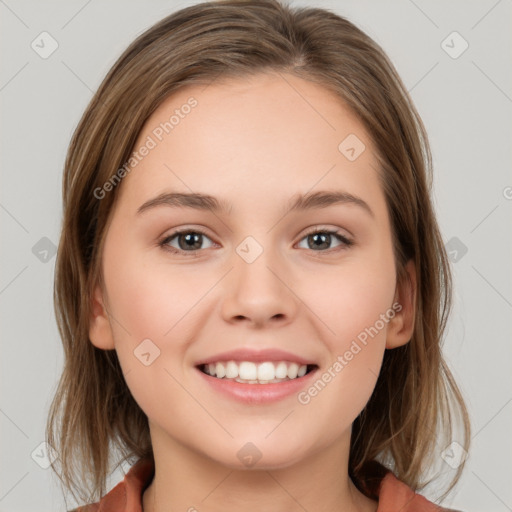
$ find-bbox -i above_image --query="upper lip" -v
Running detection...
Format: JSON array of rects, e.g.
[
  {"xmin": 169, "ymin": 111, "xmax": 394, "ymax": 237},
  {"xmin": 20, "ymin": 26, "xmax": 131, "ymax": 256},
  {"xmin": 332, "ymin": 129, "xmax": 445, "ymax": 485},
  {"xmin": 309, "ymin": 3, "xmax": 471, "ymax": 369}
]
[{"xmin": 195, "ymin": 348, "xmax": 317, "ymax": 366}]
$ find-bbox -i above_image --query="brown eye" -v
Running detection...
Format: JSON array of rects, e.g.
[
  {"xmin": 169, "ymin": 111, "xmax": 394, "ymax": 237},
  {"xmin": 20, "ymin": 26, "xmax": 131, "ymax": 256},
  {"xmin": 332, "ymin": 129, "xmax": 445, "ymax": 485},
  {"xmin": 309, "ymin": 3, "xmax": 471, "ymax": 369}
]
[
  {"xmin": 159, "ymin": 229, "xmax": 214, "ymax": 255},
  {"xmin": 297, "ymin": 229, "xmax": 353, "ymax": 252}
]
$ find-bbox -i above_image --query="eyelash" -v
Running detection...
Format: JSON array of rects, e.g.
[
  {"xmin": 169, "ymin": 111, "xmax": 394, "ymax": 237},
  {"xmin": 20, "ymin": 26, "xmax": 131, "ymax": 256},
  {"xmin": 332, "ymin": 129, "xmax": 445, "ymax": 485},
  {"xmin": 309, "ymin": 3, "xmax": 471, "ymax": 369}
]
[{"xmin": 158, "ymin": 227, "xmax": 354, "ymax": 257}]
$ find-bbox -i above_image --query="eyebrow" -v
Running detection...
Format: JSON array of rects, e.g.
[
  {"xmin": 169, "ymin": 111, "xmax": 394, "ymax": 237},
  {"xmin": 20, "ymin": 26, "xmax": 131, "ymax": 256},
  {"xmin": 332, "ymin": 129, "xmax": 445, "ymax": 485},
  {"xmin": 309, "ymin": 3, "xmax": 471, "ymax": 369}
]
[{"xmin": 137, "ymin": 190, "xmax": 374, "ymax": 218}]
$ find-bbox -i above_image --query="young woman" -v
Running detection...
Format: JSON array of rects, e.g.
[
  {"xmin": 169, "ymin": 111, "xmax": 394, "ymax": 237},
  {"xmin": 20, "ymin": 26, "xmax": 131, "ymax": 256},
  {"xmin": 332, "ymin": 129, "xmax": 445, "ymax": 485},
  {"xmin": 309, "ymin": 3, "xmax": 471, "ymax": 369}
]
[{"xmin": 46, "ymin": 1, "xmax": 471, "ymax": 511}]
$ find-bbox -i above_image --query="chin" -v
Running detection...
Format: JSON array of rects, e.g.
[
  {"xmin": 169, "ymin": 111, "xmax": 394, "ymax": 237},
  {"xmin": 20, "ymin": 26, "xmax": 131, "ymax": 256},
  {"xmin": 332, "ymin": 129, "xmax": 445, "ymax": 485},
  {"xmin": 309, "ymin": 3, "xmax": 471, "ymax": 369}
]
[{"xmin": 203, "ymin": 437, "xmax": 311, "ymax": 471}]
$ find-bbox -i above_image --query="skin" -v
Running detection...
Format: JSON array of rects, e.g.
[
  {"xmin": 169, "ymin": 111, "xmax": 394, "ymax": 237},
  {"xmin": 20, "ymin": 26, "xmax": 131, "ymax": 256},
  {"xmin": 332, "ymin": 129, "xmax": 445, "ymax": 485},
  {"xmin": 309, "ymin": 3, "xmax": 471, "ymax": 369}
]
[{"xmin": 89, "ymin": 72, "xmax": 416, "ymax": 512}]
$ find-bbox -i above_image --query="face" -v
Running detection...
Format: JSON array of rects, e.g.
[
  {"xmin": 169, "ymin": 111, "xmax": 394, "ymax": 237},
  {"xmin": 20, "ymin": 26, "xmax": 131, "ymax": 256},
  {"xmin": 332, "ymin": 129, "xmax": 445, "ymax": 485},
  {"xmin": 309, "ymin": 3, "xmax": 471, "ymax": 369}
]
[{"xmin": 89, "ymin": 72, "xmax": 415, "ymax": 470}]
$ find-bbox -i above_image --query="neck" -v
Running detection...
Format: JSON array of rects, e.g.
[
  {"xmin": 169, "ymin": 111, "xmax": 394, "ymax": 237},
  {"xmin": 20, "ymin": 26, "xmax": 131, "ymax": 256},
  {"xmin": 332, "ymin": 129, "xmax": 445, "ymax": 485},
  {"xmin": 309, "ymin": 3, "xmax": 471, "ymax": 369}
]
[{"xmin": 142, "ymin": 424, "xmax": 378, "ymax": 512}]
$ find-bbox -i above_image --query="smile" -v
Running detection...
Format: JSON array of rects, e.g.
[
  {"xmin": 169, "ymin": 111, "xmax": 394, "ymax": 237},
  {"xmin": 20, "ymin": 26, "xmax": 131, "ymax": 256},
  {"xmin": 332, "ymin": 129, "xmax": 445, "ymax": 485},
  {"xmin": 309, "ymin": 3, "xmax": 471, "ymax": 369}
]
[{"xmin": 199, "ymin": 360, "xmax": 317, "ymax": 384}]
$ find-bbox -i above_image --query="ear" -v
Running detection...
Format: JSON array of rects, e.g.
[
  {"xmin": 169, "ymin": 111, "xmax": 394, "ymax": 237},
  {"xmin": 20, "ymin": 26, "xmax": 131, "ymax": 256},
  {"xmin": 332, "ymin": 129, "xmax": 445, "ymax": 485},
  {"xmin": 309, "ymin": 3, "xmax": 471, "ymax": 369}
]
[
  {"xmin": 386, "ymin": 259, "xmax": 417, "ymax": 349},
  {"xmin": 89, "ymin": 283, "xmax": 115, "ymax": 350}
]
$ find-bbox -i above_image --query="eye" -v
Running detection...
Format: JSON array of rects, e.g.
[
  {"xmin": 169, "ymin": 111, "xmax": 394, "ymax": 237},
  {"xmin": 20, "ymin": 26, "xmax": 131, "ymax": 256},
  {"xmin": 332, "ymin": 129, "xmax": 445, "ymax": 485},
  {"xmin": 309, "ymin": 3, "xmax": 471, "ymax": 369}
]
[
  {"xmin": 159, "ymin": 228, "xmax": 215, "ymax": 256},
  {"xmin": 158, "ymin": 227, "xmax": 354, "ymax": 257},
  {"xmin": 296, "ymin": 228, "xmax": 353, "ymax": 252}
]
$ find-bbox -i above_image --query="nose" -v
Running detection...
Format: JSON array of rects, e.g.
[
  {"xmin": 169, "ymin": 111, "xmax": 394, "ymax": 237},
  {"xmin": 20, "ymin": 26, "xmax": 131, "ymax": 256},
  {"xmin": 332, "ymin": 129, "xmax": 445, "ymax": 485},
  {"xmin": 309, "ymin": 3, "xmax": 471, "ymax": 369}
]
[{"xmin": 220, "ymin": 245, "xmax": 297, "ymax": 328}]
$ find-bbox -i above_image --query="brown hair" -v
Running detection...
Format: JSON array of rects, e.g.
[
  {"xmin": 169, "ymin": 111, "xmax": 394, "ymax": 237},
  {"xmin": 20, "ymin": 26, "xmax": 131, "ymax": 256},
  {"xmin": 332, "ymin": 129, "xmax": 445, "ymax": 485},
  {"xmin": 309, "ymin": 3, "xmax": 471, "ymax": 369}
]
[{"xmin": 46, "ymin": 0, "xmax": 471, "ymax": 506}]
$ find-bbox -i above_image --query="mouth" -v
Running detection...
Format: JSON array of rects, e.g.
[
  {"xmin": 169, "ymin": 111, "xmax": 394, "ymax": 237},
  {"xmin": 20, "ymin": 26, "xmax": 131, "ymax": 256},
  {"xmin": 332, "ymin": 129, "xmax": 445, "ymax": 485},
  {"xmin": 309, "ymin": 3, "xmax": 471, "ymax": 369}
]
[{"xmin": 197, "ymin": 360, "xmax": 319, "ymax": 384}]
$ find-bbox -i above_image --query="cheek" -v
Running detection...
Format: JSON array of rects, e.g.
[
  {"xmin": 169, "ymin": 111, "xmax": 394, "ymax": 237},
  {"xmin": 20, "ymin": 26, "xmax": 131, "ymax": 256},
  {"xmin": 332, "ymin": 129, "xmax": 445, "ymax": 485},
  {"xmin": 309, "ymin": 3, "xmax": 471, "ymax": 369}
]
[
  {"xmin": 295, "ymin": 252, "xmax": 395, "ymax": 412},
  {"xmin": 104, "ymin": 252, "xmax": 210, "ymax": 344},
  {"xmin": 304, "ymin": 250, "xmax": 396, "ymax": 345},
  {"xmin": 101, "ymin": 252, "xmax": 208, "ymax": 416}
]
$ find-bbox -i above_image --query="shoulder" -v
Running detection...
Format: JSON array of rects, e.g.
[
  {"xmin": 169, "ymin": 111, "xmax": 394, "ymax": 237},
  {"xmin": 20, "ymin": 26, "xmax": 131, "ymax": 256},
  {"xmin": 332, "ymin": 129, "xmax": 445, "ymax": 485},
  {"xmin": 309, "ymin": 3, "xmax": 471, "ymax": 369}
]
[
  {"xmin": 378, "ymin": 472, "xmax": 466, "ymax": 511},
  {"xmin": 67, "ymin": 506, "xmax": 99, "ymax": 512},
  {"xmin": 66, "ymin": 457, "xmax": 154, "ymax": 512}
]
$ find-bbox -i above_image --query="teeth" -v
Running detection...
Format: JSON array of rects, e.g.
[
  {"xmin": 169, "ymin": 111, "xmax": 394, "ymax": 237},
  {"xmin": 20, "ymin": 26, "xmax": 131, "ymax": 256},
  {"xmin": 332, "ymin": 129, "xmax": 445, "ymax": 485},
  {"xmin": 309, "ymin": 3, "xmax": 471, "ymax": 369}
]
[
  {"xmin": 215, "ymin": 362, "xmax": 226, "ymax": 378},
  {"xmin": 257, "ymin": 362, "xmax": 275, "ymax": 381},
  {"xmin": 225, "ymin": 361, "xmax": 238, "ymax": 379},
  {"xmin": 287, "ymin": 363, "xmax": 299, "ymax": 379},
  {"xmin": 275, "ymin": 362, "xmax": 288, "ymax": 379},
  {"xmin": 201, "ymin": 360, "xmax": 311, "ymax": 383},
  {"xmin": 239, "ymin": 361, "xmax": 257, "ymax": 380}
]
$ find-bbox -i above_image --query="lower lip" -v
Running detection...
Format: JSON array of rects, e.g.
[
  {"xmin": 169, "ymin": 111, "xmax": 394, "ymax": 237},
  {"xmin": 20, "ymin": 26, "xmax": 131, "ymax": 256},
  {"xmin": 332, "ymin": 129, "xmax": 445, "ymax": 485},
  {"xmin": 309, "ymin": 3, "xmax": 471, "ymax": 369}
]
[{"xmin": 195, "ymin": 366, "xmax": 318, "ymax": 404}]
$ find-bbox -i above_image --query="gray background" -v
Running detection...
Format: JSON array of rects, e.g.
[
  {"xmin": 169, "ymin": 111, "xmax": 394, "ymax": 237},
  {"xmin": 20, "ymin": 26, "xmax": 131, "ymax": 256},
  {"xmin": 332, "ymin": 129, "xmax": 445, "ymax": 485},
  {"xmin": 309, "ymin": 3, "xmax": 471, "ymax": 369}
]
[{"xmin": 1, "ymin": 0, "xmax": 511, "ymax": 510}]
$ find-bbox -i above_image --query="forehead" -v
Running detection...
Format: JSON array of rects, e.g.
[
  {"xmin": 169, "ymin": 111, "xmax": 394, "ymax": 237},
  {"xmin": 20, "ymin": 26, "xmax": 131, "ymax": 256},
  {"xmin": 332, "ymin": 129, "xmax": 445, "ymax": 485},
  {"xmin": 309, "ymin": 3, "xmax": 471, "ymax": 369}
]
[{"xmin": 115, "ymin": 72, "xmax": 382, "ymax": 214}]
